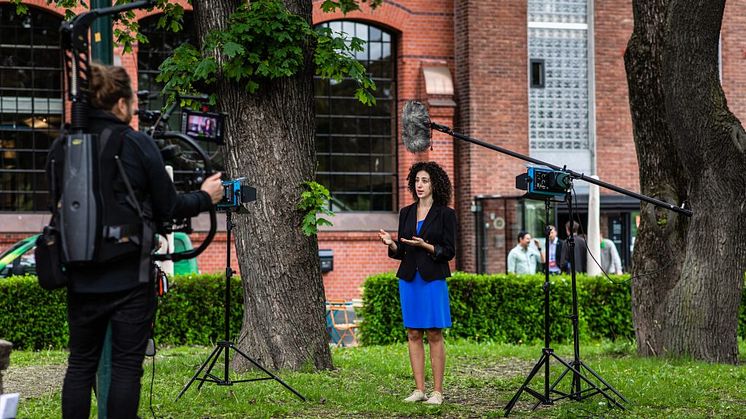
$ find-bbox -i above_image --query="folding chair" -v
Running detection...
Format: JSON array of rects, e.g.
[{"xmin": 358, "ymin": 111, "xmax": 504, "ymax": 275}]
[{"xmin": 326, "ymin": 300, "xmax": 359, "ymax": 347}]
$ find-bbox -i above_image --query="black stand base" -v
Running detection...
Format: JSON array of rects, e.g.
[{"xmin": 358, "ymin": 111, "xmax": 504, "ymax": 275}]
[
  {"xmin": 503, "ymin": 348, "xmax": 627, "ymax": 415},
  {"xmin": 503, "ymin": 195, "xmax": 626, "ymax": 416},
  {"xmin": 175, "ymin": 208, "xmax": 306, "ymax": 403},
  {"xmin": 175, "ymin": 340, "xmax": 306, "ymax": 401}
]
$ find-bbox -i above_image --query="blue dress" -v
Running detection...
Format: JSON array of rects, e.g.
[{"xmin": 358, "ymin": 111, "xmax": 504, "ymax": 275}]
[{"xmin": 398, "ymin": 220, "xmax": 453, "ymax": 329}]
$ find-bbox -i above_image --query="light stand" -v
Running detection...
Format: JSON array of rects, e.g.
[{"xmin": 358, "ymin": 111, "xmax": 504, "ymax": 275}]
[
  {"xmin": 504, "ymin": 198, "xmax": 566, "ymax": 410},
  {"xmin": 544, "ymin": 190, "xmax": 629, "ymax": 407},
  {"xmin": 504, "ymin": 192, "xmax": 627, "ymax": 416},
  {"xmin": 423, "ymin": 121, "xmax": 692, "ymax": 415},
  {"xmin": 176, "ymin": 206, "xmax": 306, "ymax": 402}
]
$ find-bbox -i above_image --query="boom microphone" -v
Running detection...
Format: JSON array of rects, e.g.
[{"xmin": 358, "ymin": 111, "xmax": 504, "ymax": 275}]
[
  {"xmin": 402, "ymin": 100, "xmax": 453, "ymax": 152},
  {"xmin": 400, "ymin": 101, "xmax": 693, "ymax": 217},
  {"xmin": 402, "ymin": 101, "xmax": 433, "ymax": 152}
]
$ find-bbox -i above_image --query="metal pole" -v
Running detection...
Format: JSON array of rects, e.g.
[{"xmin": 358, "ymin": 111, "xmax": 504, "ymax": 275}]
[
  {"xmin": 90, "ymin": 0, "xmax": 113, "ymax": 64},
  {"xmin": 224, "ymin": 208, "xmax": 233, "ymax": 380}
]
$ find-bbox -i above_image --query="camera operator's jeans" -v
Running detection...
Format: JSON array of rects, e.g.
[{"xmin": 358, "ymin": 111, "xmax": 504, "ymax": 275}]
[{"xmin": 62, "ymin": 282, "xmax": 155, "ymax": 419}]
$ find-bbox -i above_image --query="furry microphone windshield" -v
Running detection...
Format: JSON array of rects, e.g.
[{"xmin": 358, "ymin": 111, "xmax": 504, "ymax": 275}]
[{"xmin": 402, "ymin": 100, "xmax": 433, "ymax": 152}]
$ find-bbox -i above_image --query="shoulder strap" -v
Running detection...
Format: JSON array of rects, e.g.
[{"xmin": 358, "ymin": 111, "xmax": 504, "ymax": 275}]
[{"xmin": 100, "ymin": 126, "xmax": 145, "ymax": 218}]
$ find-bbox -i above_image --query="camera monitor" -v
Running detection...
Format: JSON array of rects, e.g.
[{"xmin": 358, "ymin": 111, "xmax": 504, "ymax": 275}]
[{"xmin": 181, "ymin": 110, "xmax": 225, "ymax": 144}]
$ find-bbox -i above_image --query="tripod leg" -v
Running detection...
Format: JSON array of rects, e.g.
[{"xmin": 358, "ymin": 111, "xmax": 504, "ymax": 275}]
[
  {"xmin": 549, "ymin": 355, "xmax": 624, "ymax": 409},
  {"xmin": 504, "ymin": 352, "xmax": 549, "ymax": 416},
  {"xmin": 229, "ymin": 344, "xmax": 307, "ymax": 401},
  {"xmin": 546, "ymin": 354, "xmax": 572, "ymax": 397},
  {"xmin": 176, "ymin": 345, "xmax": 223, "ymax": 401},
  {"xmin": 198, "ymin": 346, "xmax": 226, "ymax": 390},
  {"xmin": 578, "ymin": 361, "xmax": 629, "ymax": 404}
]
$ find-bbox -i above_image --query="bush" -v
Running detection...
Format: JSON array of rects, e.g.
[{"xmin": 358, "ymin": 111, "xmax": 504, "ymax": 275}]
[
  {"xmin": 0, "ymin": 274, "xmax": 243, "ymax": 350},
  {"xmin": 360, "ymin": 272, "xmax": 637, "ymax": 346},
  {"xmin": 0, "ymin": 275, "xmax": 68, "ymax": 350}
]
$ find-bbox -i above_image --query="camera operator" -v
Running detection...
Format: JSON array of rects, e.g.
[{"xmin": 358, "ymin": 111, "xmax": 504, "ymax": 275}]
[{"xmin": 52, "ymin": 64, "xmax": 222, "ymax": 419}]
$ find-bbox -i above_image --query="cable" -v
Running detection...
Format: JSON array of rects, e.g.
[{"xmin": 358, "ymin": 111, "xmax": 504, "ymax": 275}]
[
  {"xmin": 149, "ymin": 353, "xmax": 156, "ymax": 419},
  {"xmin": 569, "ymin": 185, "xmax": 674, "ymax": 286},
  {"xmin": 148, "ymin": 293, "xmax": 160, "ymax": 419}
]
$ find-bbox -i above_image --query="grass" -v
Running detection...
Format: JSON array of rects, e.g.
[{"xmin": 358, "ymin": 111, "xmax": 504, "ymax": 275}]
[{"xmin": 8, "ymin": 340, "xmax": 746, "ymax": 418}]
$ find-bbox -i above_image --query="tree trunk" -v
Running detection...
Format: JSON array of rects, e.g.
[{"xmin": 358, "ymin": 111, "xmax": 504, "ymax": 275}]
[
  {"xmin": 193, "ymin": 0, "xmax": 332, "ymax": 370},
  {"xmin": 625, "ymin": 0, "xmax": 746, "ymax": 363}
]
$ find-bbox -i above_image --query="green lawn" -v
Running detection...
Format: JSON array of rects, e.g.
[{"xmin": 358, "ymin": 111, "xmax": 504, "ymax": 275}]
[{"xmin": 8, "ymin": 340, "xmax": 746, "ymax": 418}]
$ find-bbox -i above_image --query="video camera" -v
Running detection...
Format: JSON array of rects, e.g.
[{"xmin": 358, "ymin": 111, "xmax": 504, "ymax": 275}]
[
  {"xmin": 516, "ymin": 166, "xmax": 571, "ymax": 199},
  {"xmin": 218, "ymin": 178, "xmax": 257, "ymax": 210}
]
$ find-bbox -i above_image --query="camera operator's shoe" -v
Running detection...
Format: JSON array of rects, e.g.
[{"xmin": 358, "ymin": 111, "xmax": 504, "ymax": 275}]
[
  {"xmin": 424, "ymin": 391, "xmax": 443, "ymax": 405},
  {"xmin": 403, "ymin": 389, "xmax": 427, "ymax": 402}
]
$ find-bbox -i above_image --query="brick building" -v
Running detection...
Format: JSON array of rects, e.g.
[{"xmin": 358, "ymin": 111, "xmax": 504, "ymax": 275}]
[{"xmin": 2, "ymin": 1, "xmax": 744, "ymax": 299}]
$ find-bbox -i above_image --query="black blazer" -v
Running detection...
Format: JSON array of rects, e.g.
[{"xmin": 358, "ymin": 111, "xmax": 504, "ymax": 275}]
[
  {"xmin": 560, "ymin": 234, "xmax": 587, "ymax": 274},
  {"xmin": 388, "ymin": 202, "xmax": 457, "ymax": 281}
]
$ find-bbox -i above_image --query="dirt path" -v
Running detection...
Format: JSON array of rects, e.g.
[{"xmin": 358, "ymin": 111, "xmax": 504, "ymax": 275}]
[{"xmin": 3, "ymin": 364, "xmax": 66, "ymax": 399}]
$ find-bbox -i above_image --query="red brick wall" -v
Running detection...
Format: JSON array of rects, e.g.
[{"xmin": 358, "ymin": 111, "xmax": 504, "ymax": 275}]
[
  {"xmin": 594, "ymin": 0, "xmax": 638, "ymax": 193},
  {"xmin": 317, "ymin": 232, "xmax": 399, "ymax": 300},
  {"xmin": 722, "ymin": 0, "xmax": 746, "ymax": 123},
  {"xmin": 0, "ymin": 234, "xmax": 29, "ymax": 255},
  {"xmin": 454, "ymin": 0, "xmax": 529, "ymax": 272}
]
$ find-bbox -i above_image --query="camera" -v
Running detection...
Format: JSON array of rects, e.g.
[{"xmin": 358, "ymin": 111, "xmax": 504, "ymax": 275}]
[
  {"xmin": 515, "ymin": 166, "xmax": 571, "ymax": 199},
  {"xmin": 218, "ymin": 178, "xmax": 257, "ymax": 210},
  {"xmin": 181, "ymin": 109, "xmax": 225, "ymax": 144}
]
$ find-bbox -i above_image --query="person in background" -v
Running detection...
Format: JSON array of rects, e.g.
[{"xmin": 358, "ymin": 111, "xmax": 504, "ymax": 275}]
[
  {"xmin": 560, "ymin": 220, "xmax": 588, "ymax": 274},
  {"xmin": 378, "ymin": 161, "xmax": 456, "ymax": 406},
  {"xmin": 546, "ymin": 225, "xmax": 562, "ymax": 274},
  {"xmin": 507, "ymin": 231, "xmax": 545, "ymax": 274},
  {"xmin": 600, "ymin": 234, "xmax": 623, "ymax": 274}
]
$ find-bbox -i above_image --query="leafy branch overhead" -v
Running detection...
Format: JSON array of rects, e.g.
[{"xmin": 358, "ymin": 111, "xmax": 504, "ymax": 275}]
[{"xmin": 158, "ymin": 0, "xmax": 377, "ymax": 106}]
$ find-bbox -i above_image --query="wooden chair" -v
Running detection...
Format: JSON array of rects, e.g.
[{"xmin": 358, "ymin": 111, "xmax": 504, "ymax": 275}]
[{"xmin": 326, "ymin": 300, "xmax": 359, "ymax": 347}]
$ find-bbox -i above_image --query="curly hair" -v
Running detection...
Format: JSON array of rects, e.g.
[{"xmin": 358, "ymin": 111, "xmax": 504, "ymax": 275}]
[{"xmin": 407, "ymin": 161, "xmax": 452, "ymax": 206}]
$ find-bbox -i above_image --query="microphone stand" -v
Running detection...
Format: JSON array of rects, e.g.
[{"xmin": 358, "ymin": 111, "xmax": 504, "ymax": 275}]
[{"xmin": 424, "ymin": 121, "xmax": 692, "ymax": 415}]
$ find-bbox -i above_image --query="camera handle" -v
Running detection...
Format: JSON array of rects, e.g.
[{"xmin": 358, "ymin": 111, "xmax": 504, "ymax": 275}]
[{"xmin": 151, "ymin": 131, "xmax": 217, "ymax": 262}]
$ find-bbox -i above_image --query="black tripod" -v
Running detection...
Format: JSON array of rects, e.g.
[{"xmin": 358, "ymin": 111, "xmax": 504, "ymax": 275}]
[
  {"xmin": 504, "ymin": 192, "xmax": 627, "ymax": 415},
  {"xmin": 176, "ymin": 207, "xmax": 306, "ymax": 401}
]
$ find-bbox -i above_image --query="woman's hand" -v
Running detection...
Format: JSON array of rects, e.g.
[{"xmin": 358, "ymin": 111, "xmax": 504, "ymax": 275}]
[
  {"xmin": 378, "ymin": 229, "xmax": 394, "ymax": 246},
  {"xmin": 401, "ymin": 236, "xmax": 435, "ymax": 254},
  {"xmin": 400, "ymin": 236, "xmax": 426, "ymax": 247}
]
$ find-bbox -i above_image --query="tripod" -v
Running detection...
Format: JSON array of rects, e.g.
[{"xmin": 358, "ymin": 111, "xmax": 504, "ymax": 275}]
[
  {"xmin": 176, "ymin": 207, "xmax": 306, "ymax": 401},
  {"xmin": 504, "ymin": 192, "xmax": 627, "ymax": 415}
]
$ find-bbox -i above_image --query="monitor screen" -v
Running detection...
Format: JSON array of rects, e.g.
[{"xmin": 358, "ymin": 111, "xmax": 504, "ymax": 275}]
[{"xmin": 183, "ymin": 111, "xmax": 224, "ymax": 144}]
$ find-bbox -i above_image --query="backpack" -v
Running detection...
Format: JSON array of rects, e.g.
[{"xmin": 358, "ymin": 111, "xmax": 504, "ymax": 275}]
[{"xmin": 35, "ymin": 126, "xmax": 153, "ymax": 289}]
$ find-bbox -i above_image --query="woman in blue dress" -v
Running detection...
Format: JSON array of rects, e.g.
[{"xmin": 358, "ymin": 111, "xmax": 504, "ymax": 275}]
[{"xmin": 378, "ymin": 161, "xmax": 456, "ymax": 405}]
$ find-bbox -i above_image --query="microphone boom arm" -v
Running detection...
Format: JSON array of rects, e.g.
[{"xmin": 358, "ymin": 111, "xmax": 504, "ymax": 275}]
[{"xmin": 428, "ymin": 123, "xmax": 692, "ymax": 217}]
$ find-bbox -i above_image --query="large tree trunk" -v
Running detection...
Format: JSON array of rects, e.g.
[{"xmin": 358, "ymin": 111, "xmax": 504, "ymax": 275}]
[
  {"xmin": 625, "ymin": 0, "xmax": 746, "ymax": 363},
  {"xmin": 193, "ymin": 0, "xmax": 332, "ymax": 370}
]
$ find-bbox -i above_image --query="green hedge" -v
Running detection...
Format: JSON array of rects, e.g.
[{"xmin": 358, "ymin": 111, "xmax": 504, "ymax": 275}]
[
  {"xmin": 0, "ymin": 276, "xmax": 68, "ymax": 349},
  {"xmin": 4, "ymin": 271, "xmax": 746, "ymax": 349},
  {"xmin": 0, "ymin": 274, "xmax": 243, "ymax": 350},
  {"xmin": 361, "ymin": 272, "xmax": 640, "ymax": 346}
]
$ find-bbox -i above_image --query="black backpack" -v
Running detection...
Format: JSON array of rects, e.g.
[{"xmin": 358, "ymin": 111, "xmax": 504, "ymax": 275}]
[{"xmin": 36, "ymin": 126, "xmax": 153, "ymax": 289}]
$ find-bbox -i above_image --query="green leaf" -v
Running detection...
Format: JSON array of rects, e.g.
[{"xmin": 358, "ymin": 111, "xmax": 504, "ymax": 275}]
[
  {"xmin": 298, "ymin": 181, "xmax": 335, "ymax": 236},
  {"xmin": 223, "ymin": 41, "xmax": 245, "ymax": 58}
]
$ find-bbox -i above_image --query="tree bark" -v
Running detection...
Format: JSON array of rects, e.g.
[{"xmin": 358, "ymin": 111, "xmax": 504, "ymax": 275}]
[
  {"xmin": 193, "ymin": 0, "xmax": 332, "ymax": 370},
  {"xmin": 625, "ymin": 0, "xmax": 746, "ymax": 363}
]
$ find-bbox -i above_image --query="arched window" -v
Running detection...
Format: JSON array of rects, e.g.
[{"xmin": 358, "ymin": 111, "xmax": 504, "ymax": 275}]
[
  {"xmin": 0, "ymin": 5, "xmax": 63, "ymax": 211},
  {"xmin": 315, "ymin": 21, "xmax": 396, "ymax": 212},
  {"xmin": 137, "ymin": 13, "xmax": 223, "ymax": 184},
  {"xmin": 137, "ymin": 12, "xmax": 196, "ymax": 127}
]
